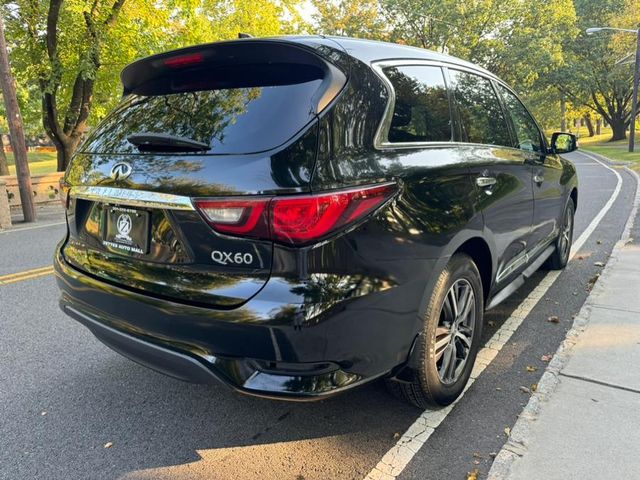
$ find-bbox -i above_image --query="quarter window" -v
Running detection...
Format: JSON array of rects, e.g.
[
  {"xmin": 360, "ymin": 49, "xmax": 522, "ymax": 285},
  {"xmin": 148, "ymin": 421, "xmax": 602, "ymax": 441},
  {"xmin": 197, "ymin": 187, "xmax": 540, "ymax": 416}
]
[
  {"xmin": 496, "ymin": 84, "xmax": 543, "ymax": 153},
  {"xmin": 448, "ymin": 70, "xmax": 512, "ymax": 147},
  {"xmin": 382, "ymin": 66, "xmax": 452, "ymax": 143}
]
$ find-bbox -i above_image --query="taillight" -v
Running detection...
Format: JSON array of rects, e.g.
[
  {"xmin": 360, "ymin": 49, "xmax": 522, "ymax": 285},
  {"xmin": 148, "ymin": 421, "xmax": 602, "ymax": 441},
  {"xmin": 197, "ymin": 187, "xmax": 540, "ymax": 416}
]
[
  {"xmin": 195, "ymin": 198, "xmax": 270, "ymax": 238},
  {"xmin": 194, "ymin": 182, "xmax": 397, "ymax": 246},
  {"xmin": 163, "ymin": 53, "xmax": 204, "ymax": 68}
]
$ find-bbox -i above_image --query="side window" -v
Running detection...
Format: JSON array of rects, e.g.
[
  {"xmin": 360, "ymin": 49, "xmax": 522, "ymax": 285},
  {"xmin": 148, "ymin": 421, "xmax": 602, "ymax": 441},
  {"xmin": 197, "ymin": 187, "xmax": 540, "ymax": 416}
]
[
  {"xmin": 448, "ymin": 70, "xmax": 512, "ymax": 147},
  {"xmin": 382, "ymin": 65, "xmax": 452, "ymax": 143},
  {"xmin": 496, "ymin": 84, "xmax": 543, "ymax": 153}
]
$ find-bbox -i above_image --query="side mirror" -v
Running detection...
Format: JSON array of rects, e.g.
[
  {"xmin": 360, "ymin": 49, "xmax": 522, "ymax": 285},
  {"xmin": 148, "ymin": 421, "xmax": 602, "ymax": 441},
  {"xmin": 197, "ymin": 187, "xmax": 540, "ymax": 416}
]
[{"xmin": 550, "ymin": 132, "xmax": 578, "ymax": 154}]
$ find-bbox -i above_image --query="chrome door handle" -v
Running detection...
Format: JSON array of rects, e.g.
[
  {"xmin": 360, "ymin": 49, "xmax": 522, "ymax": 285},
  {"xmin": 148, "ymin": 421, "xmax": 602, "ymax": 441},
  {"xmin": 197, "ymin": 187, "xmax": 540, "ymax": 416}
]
[
  {"xmin": 534, "ymin": 174, "xmax": 544, "ymax": 184},
  {"xmin": 476, "ymin": 176, "xmax": 497, "ymax": 188}
]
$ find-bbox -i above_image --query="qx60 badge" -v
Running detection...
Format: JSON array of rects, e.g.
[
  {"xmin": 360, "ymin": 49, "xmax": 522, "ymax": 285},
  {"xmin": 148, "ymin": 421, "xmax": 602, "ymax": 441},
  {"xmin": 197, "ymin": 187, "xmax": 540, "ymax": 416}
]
[{"xmin": 110, "ymin": 162, "xmax": 133, "ymax": 180}]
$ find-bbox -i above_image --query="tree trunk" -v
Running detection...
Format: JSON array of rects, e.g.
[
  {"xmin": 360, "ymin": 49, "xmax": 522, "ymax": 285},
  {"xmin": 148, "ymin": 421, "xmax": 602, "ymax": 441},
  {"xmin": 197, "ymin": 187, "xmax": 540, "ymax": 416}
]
[
  {"xmin": 0, "ymin": 134, "xmax": 9, "ymax": 176},
  {"xmin": 596, "ymin": 119, "xmax": 602, "ymax": 135},
  {"xmin": 56, "ymin": 140, "xmax": 77, "ymax": 172},
  {"xmin": 0, "ymin": 15, "xmax": 35, "ymax": 221},
  {"xmin": 610, "ymin": 119, "xmax": 628, "ymax": 141},
  {"xmin": 584, "ymin": 116, "xmax": 595, "ymax": 137},
  {"xmin": 560, "ymin": 94, "xmax": 567, "ymax": 132}
]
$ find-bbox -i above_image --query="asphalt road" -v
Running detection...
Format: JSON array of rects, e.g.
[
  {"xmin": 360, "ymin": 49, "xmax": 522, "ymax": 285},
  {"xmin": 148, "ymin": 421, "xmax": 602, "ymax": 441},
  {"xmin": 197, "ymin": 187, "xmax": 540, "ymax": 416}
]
[{"xmin": 0, "ymin": 151, "xmax": 637, "ymax": 480}]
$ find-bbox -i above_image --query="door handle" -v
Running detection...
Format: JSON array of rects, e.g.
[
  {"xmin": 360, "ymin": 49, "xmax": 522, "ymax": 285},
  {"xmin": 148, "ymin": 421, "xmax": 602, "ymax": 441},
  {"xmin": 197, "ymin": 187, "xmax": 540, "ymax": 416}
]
[
  {"xmin": 534, "ymin": 173, "xmax": 544, "ymax": 184},
  {"xmin": 476, "ymin": 176, "xmax": 497, "ymax": 188}
]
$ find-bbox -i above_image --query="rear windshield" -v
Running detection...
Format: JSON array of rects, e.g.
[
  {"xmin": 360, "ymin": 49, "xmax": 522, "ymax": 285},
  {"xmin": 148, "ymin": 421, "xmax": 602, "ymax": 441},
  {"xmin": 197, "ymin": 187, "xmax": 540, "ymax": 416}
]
[{"xmin": 81, "ymin": 63, "xmax": 324, "ymax": 155}]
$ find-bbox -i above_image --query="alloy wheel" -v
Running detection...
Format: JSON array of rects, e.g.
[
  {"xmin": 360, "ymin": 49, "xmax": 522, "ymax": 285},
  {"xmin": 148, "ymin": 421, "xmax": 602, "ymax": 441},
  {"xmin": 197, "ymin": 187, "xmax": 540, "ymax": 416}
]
[
  {"xmin": 559, "ymin": 207, "xmax": 573, "ymax": 260},
  {"xmin": 434, "ymin": 279, "xmax": 476, "ymax": 385}
]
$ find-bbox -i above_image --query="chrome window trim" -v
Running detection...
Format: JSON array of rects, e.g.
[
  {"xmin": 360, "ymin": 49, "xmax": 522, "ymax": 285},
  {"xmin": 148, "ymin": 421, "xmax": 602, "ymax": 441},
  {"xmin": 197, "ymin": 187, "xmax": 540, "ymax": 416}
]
[
  {"xmin": 70, "ymin": 186, "xmax": 195, "ymax": 211},
  {"xmin": 371, "ymin": 59, "xmax": 546, "ymax": 154},
  {"xmin": 371, "ymin": 59, "xmax": 500, "ymax": 151}
]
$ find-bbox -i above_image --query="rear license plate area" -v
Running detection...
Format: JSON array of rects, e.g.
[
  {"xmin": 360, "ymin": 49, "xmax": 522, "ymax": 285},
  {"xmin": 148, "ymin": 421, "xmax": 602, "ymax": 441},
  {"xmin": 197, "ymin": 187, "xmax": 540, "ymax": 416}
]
[{"xmin": 102, "ymin": 205, "xmax": 150, "ymax": 255}]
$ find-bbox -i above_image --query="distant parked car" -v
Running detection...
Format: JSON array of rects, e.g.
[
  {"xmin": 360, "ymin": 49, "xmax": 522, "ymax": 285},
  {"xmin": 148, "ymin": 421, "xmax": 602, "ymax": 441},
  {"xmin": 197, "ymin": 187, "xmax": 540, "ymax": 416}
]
[{"xmin": 55, "ymin": 36, "xmax": 578, "ymax": 407}]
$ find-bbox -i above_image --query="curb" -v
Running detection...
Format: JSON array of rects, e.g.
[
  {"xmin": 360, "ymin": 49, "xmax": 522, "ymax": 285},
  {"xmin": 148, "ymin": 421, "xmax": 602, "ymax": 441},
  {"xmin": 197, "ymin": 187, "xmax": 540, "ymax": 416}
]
[{"xmin": 486, "ymin": 157, "xmax": 640, "ymax": 480}]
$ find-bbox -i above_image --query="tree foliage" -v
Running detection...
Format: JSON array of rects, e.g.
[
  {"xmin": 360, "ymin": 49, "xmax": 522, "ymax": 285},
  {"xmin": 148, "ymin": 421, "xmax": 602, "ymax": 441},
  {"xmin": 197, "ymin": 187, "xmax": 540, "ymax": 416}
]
[
  {"xmin": 4, "ymin": 0, "xmax": 303, "ymax": 170},
  {"xmin": 552, "ymin": 0, "xmax": 639, "ymax": 140}
]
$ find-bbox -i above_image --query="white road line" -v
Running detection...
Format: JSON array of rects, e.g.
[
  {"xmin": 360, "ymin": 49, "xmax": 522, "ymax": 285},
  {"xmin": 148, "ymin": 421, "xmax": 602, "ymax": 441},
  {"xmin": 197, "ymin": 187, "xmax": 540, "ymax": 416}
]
[
  {"xmin": 0, "ymin": 221, "xmax": 66, "ymax": 234},
  {"xmin": 365, "ymin": 151, "xmax": 624, "ymax": 480}
]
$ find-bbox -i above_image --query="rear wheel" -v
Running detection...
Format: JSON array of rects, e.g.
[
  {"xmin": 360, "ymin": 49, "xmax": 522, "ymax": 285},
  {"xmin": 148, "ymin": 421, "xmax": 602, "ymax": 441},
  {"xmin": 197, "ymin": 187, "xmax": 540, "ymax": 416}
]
[
  {"xmin": 387, "ymin": 253, "xmax": 483, "ymax": 408},
  {"xmin": 545, "ymin": 199, "xmax": 575, "ymax": 270}
]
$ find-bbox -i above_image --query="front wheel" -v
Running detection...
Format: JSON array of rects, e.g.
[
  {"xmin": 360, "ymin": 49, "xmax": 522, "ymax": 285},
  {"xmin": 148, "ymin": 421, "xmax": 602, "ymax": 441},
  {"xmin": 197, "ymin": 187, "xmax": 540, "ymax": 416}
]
[
  {"xmin": 545, "ymin": 199, "xmax": 575, "ymax": 270},
  {"xmin": 387, "ymin": 253, "xmax": 483, "ymax": 408}
]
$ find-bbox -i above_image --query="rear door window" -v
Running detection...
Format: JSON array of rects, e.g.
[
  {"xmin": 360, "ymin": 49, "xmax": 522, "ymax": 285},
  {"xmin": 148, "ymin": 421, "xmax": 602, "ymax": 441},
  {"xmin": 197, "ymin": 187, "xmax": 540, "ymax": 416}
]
[
  {"xmin": 448, "ymin": 70, "xmax": 512, "ymax": 147},
  {"xmin": 81, "ymin": 64, "xmax": 325, "ymax": 155},
  {"xmin": 382, "ymin": 65, "xmax": 452, "ymax": 143},
  {"xmin": 495, "ymin": 84, "xmax": 544, "ymax": 153}
]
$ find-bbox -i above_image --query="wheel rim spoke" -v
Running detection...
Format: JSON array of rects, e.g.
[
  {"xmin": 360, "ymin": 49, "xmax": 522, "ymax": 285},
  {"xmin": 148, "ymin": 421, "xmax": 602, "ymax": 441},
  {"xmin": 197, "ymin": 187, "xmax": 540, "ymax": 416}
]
[
  {"xmin": 434, "ymin": 278, "xmax": 476, "ymax": 385},
  {"xmin": 434, "ymin": 327, "xmax": 452, "ymax": 361}
]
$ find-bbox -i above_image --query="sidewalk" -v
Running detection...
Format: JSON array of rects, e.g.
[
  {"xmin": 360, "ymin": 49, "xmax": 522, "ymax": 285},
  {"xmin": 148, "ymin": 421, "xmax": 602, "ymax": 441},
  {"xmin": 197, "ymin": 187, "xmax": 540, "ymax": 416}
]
[
  {"xmin": 489, "ymin": 183, "xmax": 640, "ymax": 479},
  {"xmin": 7, "ymin": 203, "xmax": 65, "ymax": 229}
]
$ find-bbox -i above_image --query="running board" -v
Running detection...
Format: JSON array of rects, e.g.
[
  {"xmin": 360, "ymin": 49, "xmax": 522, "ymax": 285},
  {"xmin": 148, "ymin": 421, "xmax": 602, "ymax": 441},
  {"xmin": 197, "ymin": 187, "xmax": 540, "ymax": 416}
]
[{"xmin": 486, "ymin": 244, "xmax": 555, "ymax": 310}]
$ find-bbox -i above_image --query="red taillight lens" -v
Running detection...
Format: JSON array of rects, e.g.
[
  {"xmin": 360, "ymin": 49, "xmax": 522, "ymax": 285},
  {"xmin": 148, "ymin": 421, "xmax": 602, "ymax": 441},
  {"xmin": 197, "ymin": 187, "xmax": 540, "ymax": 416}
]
[
  {"xmin": 195, "ymin": 198, "xmax": 270, "ymax": 238},
  {"xmin": 271, "ymin": 183, "xmax": 396, "ymax": 244},
  {"xmin": 163, "ymin": 53, "xmax": 204, "ymax": 68},
  {"xmin": 194, "ymin": 182, "xmax": 397, "ymax": 246}
]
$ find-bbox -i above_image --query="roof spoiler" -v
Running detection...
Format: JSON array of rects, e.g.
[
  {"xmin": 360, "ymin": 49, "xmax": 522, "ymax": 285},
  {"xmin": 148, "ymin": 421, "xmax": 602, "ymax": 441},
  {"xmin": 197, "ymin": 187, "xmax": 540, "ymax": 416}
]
[{"xmin": 121, "ymin": 39, "xmax": 348, "ymax": 114}]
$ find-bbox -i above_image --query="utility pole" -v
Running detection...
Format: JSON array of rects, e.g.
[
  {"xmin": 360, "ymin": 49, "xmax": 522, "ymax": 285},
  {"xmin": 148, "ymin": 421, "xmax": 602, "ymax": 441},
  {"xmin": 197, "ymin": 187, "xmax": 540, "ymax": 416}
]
[
  {"xmin": 629, "ymin": 27, "xmax": 640, "ymax": 153},
  {"xmin": 0, "ymin": 14, "xmax": 35, "ymax": 221},
  {"xmin": 560, "ymin": 93, "xmax": 567, "ymax": 132}
]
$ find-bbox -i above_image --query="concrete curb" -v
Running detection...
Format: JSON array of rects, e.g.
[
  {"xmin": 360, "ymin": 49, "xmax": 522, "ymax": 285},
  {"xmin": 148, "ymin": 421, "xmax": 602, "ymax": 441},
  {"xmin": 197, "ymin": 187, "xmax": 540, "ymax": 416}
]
[{"xmin": 486, "ymin": 158, "xmax": 640, "ymax": 480}]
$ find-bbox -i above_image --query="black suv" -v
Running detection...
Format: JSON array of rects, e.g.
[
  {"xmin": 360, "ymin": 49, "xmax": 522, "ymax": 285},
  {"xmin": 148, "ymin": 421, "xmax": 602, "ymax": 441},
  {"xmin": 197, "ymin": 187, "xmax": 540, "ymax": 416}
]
[{"xmin": 55, "ymin": 36, "xmax": 578, "ymax": 407}]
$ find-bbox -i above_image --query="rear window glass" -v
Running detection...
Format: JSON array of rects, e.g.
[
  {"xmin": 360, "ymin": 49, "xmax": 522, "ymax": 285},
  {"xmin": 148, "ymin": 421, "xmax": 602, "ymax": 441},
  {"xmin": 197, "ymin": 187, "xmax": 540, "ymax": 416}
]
[
  {"xmin": 80, "ymin": 64, "xmax": 324, "ymax": 155},
  {"xmin": 383, "ymin": 65, "xmax": 452, "ymax": 143}
]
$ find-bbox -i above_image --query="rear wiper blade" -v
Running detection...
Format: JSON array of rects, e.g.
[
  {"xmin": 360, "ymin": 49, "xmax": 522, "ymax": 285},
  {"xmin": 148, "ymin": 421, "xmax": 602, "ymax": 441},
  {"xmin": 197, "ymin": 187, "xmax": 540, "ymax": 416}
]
[{"xmin": 127, "ymin": 132, "xmax": 210, "ymax": 152}]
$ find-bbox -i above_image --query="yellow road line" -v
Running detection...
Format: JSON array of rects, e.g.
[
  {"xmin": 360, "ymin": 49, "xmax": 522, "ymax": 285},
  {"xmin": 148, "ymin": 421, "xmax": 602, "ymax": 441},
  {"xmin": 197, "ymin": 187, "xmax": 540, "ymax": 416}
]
[{"xmin": 0, "ymin": 266, "xmax": 55, "ymax": 285}]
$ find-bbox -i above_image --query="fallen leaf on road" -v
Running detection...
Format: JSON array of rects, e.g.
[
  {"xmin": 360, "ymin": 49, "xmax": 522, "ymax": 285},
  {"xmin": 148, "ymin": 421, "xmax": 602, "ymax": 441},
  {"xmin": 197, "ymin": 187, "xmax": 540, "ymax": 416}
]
[
  {"xmin": 531, "ymin": 383, "xmax": 538, "ymax": 392},
  {"xmin": 104, "ymin": 442, "xmax": 113, "ymax": 449},
  {"xmin": 526, "ymin": 365, "xmax": 537, "ymax": 372},
  {"xmin": 467, "ymin": 468, "xmax": 480, "ymax": 480},
  {"xmin": 594, "ymin": 261, "xmax": 605, "ymax": 267},
  {"xmin": 473, "ymin": 452, "xmax": 483, "ymax": 459},
  {"xmin": 519, "ymin": 386, "xmax": 531, "ymax": 394},
  {"xmin": 489, "ymin": 452, "xmax": 497, "ymax": 458},
  {"xmin": 504, "ymin": 427, "xmax": 511, "ymax": 437},
  {"xmin": 541, "ymin": 354, "xmax": 553, "ymax": 362},
  {"xmin": 547, "ymin": 315, "xmax": 560, "ymax": 323},
  {"xmin": 393, "ymin": 432, "xmax": 401, "ymax": 440},
  {"xmin": 597, "ymin": 240, "xmax": 602, "ymax": 245},
  {"xmin": 474, "ymin": 460, "xmax": 481, "ymax": 465},
  {"xmin": 488, "ymin": 320, "xmax": 496, "ymax": 327}
]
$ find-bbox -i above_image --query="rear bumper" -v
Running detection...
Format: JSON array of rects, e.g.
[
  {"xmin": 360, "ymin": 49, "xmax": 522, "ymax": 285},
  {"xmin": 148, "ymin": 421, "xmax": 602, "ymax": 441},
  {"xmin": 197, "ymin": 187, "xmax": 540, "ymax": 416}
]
[
  {"xmin": 61, "ymin": 301, "xmax": 362, "ymax": 400},
  {"xmin": 55, "ymin": 247, "xmax": 431, "ymax": 400}
]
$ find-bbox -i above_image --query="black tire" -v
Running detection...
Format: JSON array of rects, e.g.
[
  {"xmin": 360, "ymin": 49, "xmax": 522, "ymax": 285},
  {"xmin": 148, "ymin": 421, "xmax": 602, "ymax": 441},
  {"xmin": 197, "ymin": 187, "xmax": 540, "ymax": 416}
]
[
  {"xmin": 544, "ymin": 199, "xmax": 575, "ymax": 270},
  {"xmin": 387, "ymin": 253, "xmax": 484, "ymax": 408}
]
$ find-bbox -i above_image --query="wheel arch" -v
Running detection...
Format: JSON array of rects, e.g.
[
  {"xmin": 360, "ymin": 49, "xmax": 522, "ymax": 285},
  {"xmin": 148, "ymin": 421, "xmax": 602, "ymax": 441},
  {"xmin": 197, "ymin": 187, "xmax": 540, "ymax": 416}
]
[
  {"xmin": 570, "ymin": 187, "xmax": 578, "ymax": 211},
  {"xmin": 453, "ymin": 237, "xmax": 493, "ymax": 303}
]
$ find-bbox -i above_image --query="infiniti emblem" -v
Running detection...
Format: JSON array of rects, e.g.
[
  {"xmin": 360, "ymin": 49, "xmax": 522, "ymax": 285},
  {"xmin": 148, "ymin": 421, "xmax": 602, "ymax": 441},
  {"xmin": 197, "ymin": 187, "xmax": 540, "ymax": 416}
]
[{"xmin": 110, "ymin": 162, "xmax": 133, "ymax": 180}]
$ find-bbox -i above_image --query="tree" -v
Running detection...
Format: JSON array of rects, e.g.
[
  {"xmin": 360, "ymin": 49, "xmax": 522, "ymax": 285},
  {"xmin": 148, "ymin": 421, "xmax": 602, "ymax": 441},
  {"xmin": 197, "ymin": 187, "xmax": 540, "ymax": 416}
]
[
  {"xmin": 0, "ymin": 13, "xmax": 34, "ymax": 221},
  {"xmin": 551, "ymin": 0, "xmax": 640, "ymax": 141},
  {"xmin": 6, "ymin": 0, "xmax": 305, "ymax": 172},
  {"xmin": 0, "ymin": 131, "xmax": 9, "ymax": 176},
  {"xmin": 314, "ymin": 0, "xmax": 387, "ymax": 39}
]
